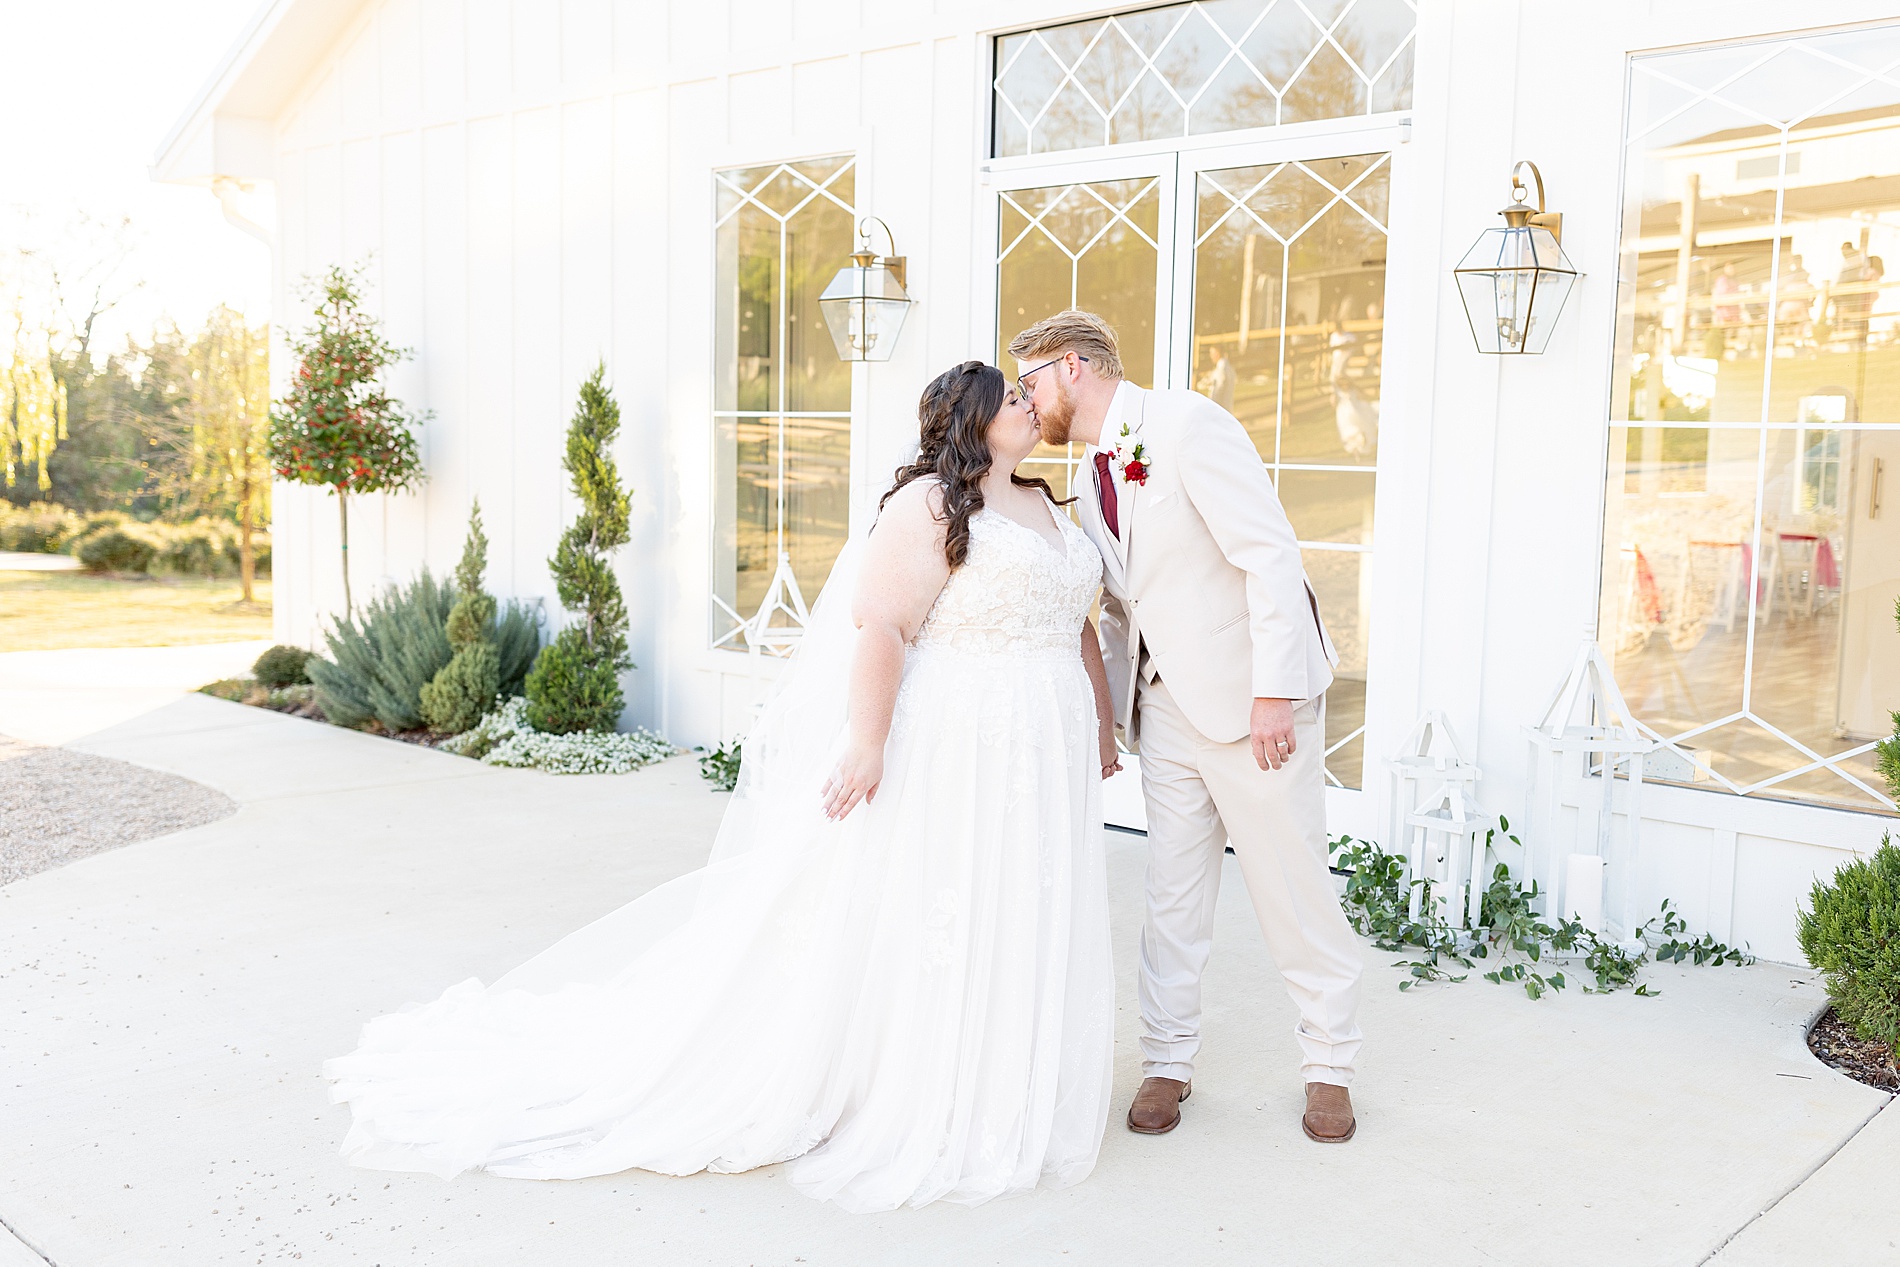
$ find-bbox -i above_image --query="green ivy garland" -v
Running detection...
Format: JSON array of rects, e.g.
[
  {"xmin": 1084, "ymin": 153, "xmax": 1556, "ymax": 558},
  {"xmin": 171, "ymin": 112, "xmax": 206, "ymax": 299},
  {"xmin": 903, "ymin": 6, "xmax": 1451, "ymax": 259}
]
[{"xmin": 1330, "ymin": 819, "xmax": 1753, "ymax": 999}]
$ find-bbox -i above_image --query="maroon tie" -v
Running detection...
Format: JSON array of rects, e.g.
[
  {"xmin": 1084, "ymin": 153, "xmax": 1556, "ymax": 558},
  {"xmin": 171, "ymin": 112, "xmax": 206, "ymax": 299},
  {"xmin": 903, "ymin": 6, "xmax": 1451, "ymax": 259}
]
[{"xmin": 1093, "ymin": 451, "xmax": 1120, "ymax": 540}]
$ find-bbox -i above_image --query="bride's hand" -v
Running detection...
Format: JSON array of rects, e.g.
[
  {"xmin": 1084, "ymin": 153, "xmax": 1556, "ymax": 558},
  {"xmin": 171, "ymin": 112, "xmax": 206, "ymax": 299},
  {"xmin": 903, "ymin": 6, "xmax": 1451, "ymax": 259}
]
[
  {"xmin": 1098, "ymin": 724, "xmax": 1123, "ymax": 780},
  {"xmin": 822, "ymin": 742, "xmax": 884, "ymax": 820}
]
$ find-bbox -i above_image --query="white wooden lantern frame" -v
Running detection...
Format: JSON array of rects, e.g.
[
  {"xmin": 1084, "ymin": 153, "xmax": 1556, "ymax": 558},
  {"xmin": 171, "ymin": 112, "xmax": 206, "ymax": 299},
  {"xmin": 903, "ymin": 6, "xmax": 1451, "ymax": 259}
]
[{"xmin": 1523, "ymin": 638, "xmax": 1651, "ymax": 942}]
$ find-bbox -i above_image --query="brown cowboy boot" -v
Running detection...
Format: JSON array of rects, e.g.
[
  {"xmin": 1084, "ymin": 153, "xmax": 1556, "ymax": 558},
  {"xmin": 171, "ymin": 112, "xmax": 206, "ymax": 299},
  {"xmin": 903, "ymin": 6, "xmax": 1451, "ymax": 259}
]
[
  {"xmin": 1127, "ymin": 1076, "xmax": 1191, "ymax": 1134},
  {"xmin": 1302, "ymin": 1082, "xmax": 1356, "ymax": 1143}
]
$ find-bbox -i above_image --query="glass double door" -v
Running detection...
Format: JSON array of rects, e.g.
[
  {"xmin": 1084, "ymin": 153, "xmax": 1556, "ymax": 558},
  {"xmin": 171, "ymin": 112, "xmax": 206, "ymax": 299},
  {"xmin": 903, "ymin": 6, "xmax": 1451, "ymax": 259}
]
[{"xmin": 994, "ymin": 135, "xmax": 1394, "ymax": 788}]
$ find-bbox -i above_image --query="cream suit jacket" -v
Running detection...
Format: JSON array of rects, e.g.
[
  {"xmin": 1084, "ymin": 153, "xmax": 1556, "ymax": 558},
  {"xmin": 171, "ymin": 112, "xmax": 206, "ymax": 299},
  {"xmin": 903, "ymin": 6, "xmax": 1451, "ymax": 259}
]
[{"xmin": 1079, "ymin": 383, "xmax": 1338, "ymax": 747}]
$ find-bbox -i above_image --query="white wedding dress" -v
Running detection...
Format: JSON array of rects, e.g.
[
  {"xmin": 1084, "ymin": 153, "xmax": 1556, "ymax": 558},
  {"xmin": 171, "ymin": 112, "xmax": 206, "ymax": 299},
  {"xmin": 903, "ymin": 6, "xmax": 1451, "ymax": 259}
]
[{"xmin": 325, "ymin": 502, "xmax": 1115, "ymax": 1213}]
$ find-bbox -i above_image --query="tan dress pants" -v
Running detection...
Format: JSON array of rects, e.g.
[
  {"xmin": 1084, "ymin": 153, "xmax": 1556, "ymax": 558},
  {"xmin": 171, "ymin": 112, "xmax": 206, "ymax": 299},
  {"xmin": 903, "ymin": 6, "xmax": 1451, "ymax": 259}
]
[{"xmin": 1135, "ymin": 678, "xmax": 1363, "ymax": 1086}]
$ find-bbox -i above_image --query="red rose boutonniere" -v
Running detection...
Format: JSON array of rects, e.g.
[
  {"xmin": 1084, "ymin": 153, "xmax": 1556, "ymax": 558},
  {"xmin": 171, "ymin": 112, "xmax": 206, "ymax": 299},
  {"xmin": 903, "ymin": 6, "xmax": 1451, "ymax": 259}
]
[{"xmin": 1112, "ymin": 422, "xmax": 1151, "ymax": 487}]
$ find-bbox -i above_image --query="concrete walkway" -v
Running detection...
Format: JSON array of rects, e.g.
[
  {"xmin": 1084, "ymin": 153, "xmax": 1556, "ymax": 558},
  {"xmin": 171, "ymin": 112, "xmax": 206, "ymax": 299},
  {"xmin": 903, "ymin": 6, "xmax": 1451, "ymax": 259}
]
[
  {"xmin": 1708, "ymin": 1093, "xmax": 1899, "ymax": 1264},
  {"xmin": 0, "ymin": 641, "xmax": 271, "ymax": 745},
  {"xmin": 0, "ymin": 692, "xmax": 1892, "ymax": 1266}
]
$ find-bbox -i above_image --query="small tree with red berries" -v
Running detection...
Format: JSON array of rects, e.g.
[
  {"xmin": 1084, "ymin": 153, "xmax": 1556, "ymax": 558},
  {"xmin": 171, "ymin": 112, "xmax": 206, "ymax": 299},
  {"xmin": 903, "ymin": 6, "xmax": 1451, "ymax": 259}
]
[{"xmin": 270, "ymin": 264, "xmax": 424, "ymax": 616}]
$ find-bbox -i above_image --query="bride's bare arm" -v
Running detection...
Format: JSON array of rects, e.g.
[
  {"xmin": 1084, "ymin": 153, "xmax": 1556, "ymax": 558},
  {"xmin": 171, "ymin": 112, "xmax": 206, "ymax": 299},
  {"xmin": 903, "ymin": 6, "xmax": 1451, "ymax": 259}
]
[
  {"xmin": 1080, "ymin": 620, "xmax": 1122, "ymax": 779},
  {"xmin": 820, "ymin": 480, "xmax": 953, "ymax": 820}
]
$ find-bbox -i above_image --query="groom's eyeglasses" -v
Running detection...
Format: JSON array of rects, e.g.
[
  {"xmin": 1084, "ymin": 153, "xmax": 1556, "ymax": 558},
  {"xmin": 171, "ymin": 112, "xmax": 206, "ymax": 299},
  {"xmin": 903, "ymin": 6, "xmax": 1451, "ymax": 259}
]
[{"xmin": 1017, "ymin": 354, "xmax": 1088, "ymax": 399}]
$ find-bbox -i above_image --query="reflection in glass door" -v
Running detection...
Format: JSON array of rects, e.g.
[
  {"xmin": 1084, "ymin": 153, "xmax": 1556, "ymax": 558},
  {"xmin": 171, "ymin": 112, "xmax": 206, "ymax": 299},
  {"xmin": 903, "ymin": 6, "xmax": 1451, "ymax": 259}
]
[
  {"xmin": 1600, "ymin": 27, "xmax": 1900, "ymax": 812},
  {"xmin": 1186, "ymin": 152, "xmax": 1390, "ymax": 787},
  {"xmin": 996, "ymin": 172, "xmax": 1170, "ymax": 501},
  {"xmin": 992, "ymin": 149, "xmax": 1389, "ymax": 790}
]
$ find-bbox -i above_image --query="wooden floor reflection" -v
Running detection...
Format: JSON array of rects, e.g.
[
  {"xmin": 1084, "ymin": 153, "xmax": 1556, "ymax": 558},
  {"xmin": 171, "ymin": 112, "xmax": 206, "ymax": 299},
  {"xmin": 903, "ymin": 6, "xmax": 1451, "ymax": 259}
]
[{"xmin": 1613, "ymin": 601, "xmax": 1890, "ymax": 812}]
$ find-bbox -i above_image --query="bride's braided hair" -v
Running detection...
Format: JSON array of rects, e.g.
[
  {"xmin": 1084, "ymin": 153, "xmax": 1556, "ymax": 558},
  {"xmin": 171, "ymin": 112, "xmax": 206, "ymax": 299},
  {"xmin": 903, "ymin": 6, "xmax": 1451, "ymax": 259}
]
[{"xmin": 880, "ymin": 361, "xmax": 1071, "ymax": 569}]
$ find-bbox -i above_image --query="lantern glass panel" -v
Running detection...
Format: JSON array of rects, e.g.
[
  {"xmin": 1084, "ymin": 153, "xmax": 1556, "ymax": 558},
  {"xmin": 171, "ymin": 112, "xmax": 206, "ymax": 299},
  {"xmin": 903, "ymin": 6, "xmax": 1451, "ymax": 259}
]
[
  {"xmin": 819, "ymin": 264, "xmax": 912, "ymax": 362},
  {"xmin": 1454, "ymin": 223, "xmax": 1576, "ymax": 354},
  {"xmin": 1522, "ymin": 265, "xmax": 1577, "ymax": 354}
]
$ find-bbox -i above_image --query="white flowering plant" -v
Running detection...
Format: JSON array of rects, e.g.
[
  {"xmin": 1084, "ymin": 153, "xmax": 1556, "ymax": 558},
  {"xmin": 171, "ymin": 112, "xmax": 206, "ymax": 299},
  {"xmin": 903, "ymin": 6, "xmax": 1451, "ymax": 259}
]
[
  {"xmin": 443, "ymin": 697, "xmax": 675, "ymax": 775},
  {"xmin": 267, "ymin": 683, "xmax": 317, "ymax": 709}
]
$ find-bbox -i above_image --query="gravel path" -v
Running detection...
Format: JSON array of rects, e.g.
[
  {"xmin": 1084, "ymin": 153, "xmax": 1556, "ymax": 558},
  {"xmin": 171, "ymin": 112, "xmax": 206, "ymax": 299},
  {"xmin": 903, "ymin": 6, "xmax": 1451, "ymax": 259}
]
[{"xmin": 0, "ymin": 734, "xmax": 236, "ymax": 886}]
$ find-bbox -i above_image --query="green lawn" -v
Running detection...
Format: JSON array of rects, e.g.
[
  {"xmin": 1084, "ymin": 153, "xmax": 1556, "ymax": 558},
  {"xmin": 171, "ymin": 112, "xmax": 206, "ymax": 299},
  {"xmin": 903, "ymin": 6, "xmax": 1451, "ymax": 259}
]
[{"xmin": 0, "ymin": 570, "xmax": 272, "ymax": 651}]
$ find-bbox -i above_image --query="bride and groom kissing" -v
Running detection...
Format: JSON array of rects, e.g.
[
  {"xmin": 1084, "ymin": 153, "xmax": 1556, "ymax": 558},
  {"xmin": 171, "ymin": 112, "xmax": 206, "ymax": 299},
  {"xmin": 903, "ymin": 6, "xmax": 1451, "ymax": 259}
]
[{"xmin": 325, "ymin": 308, "xmax": 1366, "ymax": 1213}]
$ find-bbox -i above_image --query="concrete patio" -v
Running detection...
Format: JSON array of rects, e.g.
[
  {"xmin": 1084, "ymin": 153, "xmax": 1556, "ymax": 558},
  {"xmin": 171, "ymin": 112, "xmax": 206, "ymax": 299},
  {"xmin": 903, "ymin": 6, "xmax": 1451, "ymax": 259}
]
[{"xmin": 0, "ymin": 653, "xmax": 1892, "ymax": 1266}]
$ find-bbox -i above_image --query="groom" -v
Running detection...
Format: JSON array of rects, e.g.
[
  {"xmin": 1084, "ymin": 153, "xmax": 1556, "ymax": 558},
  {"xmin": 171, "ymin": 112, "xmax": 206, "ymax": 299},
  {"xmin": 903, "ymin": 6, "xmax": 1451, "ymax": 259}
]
[{"xmin": 1010, "ymin": 310, "xmax": 1364, "ymax": 1143}]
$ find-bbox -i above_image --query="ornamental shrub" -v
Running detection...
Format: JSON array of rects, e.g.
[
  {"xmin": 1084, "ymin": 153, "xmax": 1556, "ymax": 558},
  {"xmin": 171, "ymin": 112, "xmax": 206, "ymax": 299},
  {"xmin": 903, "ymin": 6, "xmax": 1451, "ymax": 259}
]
[
  {"xmin": 0, "ymin": 502, "xmax": 81, "ymax": 552},
  {"xmin": 65, "ymin": 512, "xmax": 129, "ymax": 562},
  {"xmin": 523, "ymin": 635, "xmax": 623, "ymax": 734},
  {"xmin": 74, "ymin": 510, "xmax": 131, "ymax": 538},
  {"xmin": 492, "ymin": 601, "xmax": 541, "ymax": 700},
  {"xmin": 253, "ymin": 644, "xmax": 313, "ymax": 688},
  {"xmin": 309, "ymin": 568, "xmax": 540, "ymax": 732},
  {"xmin": 420, "ymin": 643, "xmax": 500, "ymax": 735},
  {"xmin": 74, "ymin": 523, "xmax": 160, "ymax": 573},
  {"xmin": 1798, "ymin": 836, "xmax": 1900, "ymax": 1049},
  {"xmin": 526, "ymin": 363, "xmax": 632, "ymax": 733},
  {"xmin": 60, "ymin": 515, "xmax": 269, "ymax": 579},
  {"xmin": 308, "ymin": 570, "xmax": 455, "ymax": 730},
  {"xmin": 419, "ymin": 501, "xmax": 501, "ymax": 734},
  {"xmin": 149, "ymin": 518, "xmax": 241, "ymax": 577}
]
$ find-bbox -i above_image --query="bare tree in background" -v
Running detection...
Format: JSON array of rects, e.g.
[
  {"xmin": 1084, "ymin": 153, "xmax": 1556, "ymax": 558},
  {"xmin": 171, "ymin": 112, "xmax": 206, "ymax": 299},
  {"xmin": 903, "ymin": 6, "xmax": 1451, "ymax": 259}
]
[{"xmin": 37, "ymin": 211, "xmax": 143, "ymax": 362}]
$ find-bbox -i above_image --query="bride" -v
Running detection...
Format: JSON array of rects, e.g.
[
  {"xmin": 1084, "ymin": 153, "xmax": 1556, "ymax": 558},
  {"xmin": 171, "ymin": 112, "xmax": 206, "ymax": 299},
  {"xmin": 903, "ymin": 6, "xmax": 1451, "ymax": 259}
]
[{"xmin": 325, "ymin": 361, "xmax": 1122, "ymax": 1213}]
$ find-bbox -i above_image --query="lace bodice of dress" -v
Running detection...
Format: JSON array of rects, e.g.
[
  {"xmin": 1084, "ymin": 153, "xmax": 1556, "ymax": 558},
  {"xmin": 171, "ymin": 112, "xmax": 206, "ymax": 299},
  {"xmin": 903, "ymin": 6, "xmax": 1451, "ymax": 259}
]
[{"xmin": 910, "ymin": 506, "xmax": 1103, "ymax": 659}]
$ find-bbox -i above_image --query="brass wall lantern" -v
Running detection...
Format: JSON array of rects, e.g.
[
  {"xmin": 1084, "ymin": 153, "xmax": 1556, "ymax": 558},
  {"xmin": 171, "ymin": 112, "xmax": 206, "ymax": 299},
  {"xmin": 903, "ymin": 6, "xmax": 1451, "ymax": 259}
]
[
  {"xmin": 819, "ymin": 216, "xmax": 915, "ymax": 362},
  {"xmin": 1453, "ymin": 161, "xmax": 1578, "ymax": 355}
]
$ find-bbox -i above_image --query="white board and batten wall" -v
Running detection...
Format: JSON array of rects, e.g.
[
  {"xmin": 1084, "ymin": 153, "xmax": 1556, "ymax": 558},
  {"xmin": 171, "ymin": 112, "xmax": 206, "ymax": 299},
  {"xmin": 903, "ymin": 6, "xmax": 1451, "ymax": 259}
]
[{"xmin": 155, "ymin": 0, "xmax": 1900, "ymax": 964}]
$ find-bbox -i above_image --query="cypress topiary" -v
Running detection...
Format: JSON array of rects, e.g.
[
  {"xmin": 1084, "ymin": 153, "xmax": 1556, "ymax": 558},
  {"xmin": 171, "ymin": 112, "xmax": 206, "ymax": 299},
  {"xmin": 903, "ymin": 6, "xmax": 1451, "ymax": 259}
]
[
  {"xmin": 526, "ymin": 362, "xmax": 632, "ymax": 733},
  {"xmin": 420, "ymin": 500, "xmax": 501, "ymax": 735},
  {"xmin": 1798, "ymin": 836, "xmax": 1900, "ymax": 1050},
  {"xmin": 421, "ymin": 645, "xmax": 500, "ymax": 734}
]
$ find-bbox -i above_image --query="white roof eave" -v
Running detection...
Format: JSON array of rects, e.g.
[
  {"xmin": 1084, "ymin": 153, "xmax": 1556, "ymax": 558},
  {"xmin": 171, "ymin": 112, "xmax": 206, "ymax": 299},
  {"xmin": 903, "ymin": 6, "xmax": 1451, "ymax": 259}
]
[{"xmin": 149, "ymin": 0, "xmax": 369, "ymax": 187}]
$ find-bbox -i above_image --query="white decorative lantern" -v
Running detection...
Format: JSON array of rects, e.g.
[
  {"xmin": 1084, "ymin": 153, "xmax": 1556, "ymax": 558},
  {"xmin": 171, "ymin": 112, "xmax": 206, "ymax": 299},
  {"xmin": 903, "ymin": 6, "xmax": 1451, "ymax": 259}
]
[
  {"xmin": 819, "ymin": 216, "xmax": 914, "ymax": 363},
  {"xmin": 1404, "ymin": 780, "xmax": 1496, "ymax": 930},
  {"xmin": 1386, "ymin": 712, "xmax": 1493, "ymax": 929},
  {"xmin": 1523, "ymin": 636, "xmax": 1651, "ymax": 942}
]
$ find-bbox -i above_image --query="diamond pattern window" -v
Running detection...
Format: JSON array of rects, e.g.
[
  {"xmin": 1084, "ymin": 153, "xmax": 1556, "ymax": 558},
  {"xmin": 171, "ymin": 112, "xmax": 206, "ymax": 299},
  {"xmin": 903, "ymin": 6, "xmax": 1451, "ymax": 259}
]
[
  {"xmin": 995, "ymin": 175, "xmax": 1164, "ymax": 502},
  {"xmin": 993, "ymin": 0, "xmax": 1416, "ymax": 159},
  {"xmin": 1604, "ymin": 30, "xmax": 1900, "ymax": 813},
  {"xmin": 712, "ymin": 156, "xmax": 856, "ymax": 654},
  {"xmin": 1191, "ymin": 152, "xmax": 1389, "ymax": 788}
]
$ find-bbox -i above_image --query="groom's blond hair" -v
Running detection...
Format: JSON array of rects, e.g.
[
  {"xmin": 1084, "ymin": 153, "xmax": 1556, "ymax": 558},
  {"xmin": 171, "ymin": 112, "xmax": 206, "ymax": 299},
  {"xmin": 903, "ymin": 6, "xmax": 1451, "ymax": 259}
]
[{"xmin": 1008, "ymin": 309, "xmax": 1123, "ymax": 381}]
